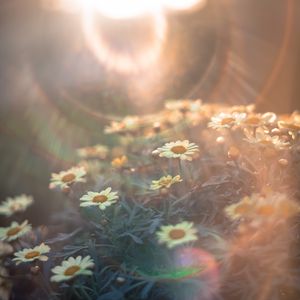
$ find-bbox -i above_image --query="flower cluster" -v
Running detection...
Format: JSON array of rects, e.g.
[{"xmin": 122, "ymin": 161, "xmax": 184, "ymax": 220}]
[{"xmin": 3, "ymin": 100, "xmax": 300, "ymax": 300}]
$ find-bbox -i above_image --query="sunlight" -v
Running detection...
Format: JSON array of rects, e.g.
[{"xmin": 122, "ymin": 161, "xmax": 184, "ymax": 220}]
[
  {"xmin": 43, "ymin": 0, "xmax": 207, "ymax": 73},
  {"xmin": 50, "ymin": 0, "xmax": 206, "ymax": 18}
]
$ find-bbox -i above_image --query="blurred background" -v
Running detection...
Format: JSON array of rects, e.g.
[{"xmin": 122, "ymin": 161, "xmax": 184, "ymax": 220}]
[{"xmin": 0, "ymin": 0, "xmax": 299, "ymax": 224}]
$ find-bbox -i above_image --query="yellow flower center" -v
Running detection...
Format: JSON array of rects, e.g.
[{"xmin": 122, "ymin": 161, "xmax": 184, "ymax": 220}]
[
  {"xmin": 64, "ymin": 265, "xmax": 80, "ymax": 276},
  {"xmin": 171, "ymin": 145, "xmax": 187, "ymax": 154},
  {"xmin": 245, "ymin": 117, "xmax": 260, "ymax": 125},
  {"xmin": 62, "ymin": 173, "xmax": 76, "ymax": 183},
  {"xmin": 169, "ymin": 229, "xmax": 186, "ymax": 240},
  {"xmin": 221, "ymin": 117, "xmax": 235, "ymax": 125},
  {"xmin": 234, "ymin": 203, "xmax": 251, "ymax": 215},
  {"xmin": 256, "ymin": 205, "xmax": 275, "ymax": 216},
  {"xmin": 10, "ymin": 203, "xmax": 22, "ymax": 211},
  {"xmin": 93, "ymin": 195, "xmax": 108, "ymax": 203},
  {"xmin": 7, "ymin": 226, "xmax": 21, "ymax": 237},
  {"xmin": 160, "ymin": 178, "xmax": 172, "ymax": 187},
  {"xmin": 25, "ymin": 251, "xmax": 40, "ymax": 259}
]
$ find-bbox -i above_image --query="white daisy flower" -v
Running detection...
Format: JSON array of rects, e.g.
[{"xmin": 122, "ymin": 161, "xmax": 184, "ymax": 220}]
[
  {"xmin": 152, "ymin": 140, "xmax": 199, "ymax": 161},
  {"xmin": 208, "ymin": 112, "xmax": 246, "ymax": 130},
  {"xmin": 0, "ymin": 220, "xmax": 31, "ymax": 242},
  {"xmin": 244, "ymin": 127, "xmax": 290, "ymax": 149},
  {"xmin": 80, "ymin": 188, "xmax": 119, "ymax": 210},
  {"xmin": 51, "ymin": 255, "xmax": 94, "ymax": 282},
  {"xmin": 77, "ymin": 144, "xmax": 108, "ymax": 159},
  {"xmin": 150, "ymin": 175, "xmax": 182, "ymax": 190},
  {"xmin": 13, "ymin": 243, "xmax": 50, "ymax": 265},
  {"xmin": 0, "ymin": 195, "xmax": 33, "ymax": 217},
  {"xmin": 156, "ymin": 221, "xmax": 198, "ymax": 249},
  {"xmin": 50, "ymin": 167, "xmax": 86, "ymax": 190}
]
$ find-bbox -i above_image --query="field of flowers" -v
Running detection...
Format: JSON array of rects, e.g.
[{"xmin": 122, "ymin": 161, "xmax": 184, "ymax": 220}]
[{"xmin": 1, "ymin": 100, "xmax": 300, "ymax": 300}]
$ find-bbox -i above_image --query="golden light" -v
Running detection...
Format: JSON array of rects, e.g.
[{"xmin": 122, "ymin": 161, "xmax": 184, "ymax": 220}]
[
  {"xmin": 80, "ymin": 0, "xmax": 161, "ymax": 19},
  {"xmin": 44, "ymin": 0, "xmax": 207, "ymax": 73}
]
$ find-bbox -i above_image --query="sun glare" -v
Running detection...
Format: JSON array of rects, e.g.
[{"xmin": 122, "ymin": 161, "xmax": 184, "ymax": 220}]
[{"xmin": 44, "ymin": 0, "xmax": 207, "ymax": 73}]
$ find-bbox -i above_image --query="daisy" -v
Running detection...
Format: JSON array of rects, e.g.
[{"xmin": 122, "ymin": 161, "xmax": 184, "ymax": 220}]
[
  {"xmin": 165, "ymin": 99, "xmax": 202, "ymax": 113},
  {"xmin": 104, "ymin": 116, "xmax": 140, "ymax": 134},
  {"xmin": 111, "ymin": 156, "xmax": 128, "ymax": 169},
  {"xmin": 254, "ymin": 192, "xmax": 300, "ymax": 220},
  {"xmin": 156, "ymin": 221, "xmax": 198, "ymax": 249},
  {"xmin": 150, "ymin": 175, "xmax": 182, "ymax": 190},
  {"xmin": 13, "ymin": 243, "xmax": 50, "ymax": 265},
  {"xmin": 50, "ymin": 167, "xmax": 86, "ymax": 190},
  {"xmin": 208, "ymin": 112, "xmax": 246, "ymax": 130},
  {"xmin": 152, "ymin": 140, "xmax": 199, "ymax": 161},
  {"xmin": 77, "ymin": 144, "xmax": 108, "ymax": 159},
  {"xmin": 80, "ymin": 188, "xmax": 119, "ymax": 210},
  {"xmin": 0, "ymin": 195, "xmax": 33, "ymax": 217},
  {"xmin": 244, "ymin": 127, "xmax": 290, "ymax": 149},
  {"xmin": 224, "ymin": 197, "xmax": 254, "ymax": 220},
  {"xmin": 51, "ymin": 255, "xmax": 94, "ymax": 282},
  {"xmin": 0, "ymin": 220, "xmax": 31, "ymax": 242}
]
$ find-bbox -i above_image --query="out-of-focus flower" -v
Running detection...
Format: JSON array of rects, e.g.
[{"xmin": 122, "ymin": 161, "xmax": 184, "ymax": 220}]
[
  {"xmin": 243, "ymin": 127, "xmax": 290, "ymax": 149},
  {"xmin": 104, "ymin": 116, "xmax": 140, "ymax": 134},
  {"xmin": 13, "ymin": 243, "xmax": 50, "ymax": 265},
  {"xmin": 150, "ymin": 175, "xmax": 182, "ymax": 190},
  {"xmin": 225, "ymin": 192, "xmax": 300, "ymax": 222},
  {"xmin": 156, "ymin": 221, "xmax": 198, "ymax": 248},
  {"xmin": 225, "ymin": 197, "xmax": 254, "ymax": 220},
  {"xmin": 50, "ymin": 167, "xmax": 86, "ymax": 190},
  {"xmin": 0, "ymin": 220, "xmax": 31, "ymax": 242},
  {"xmin": 208, "ymin": 112, "xmax": 246, "ymax": 130},
  {"xmin": 0, "ymin": 195, "xmax": 33, "ymax": 217},
  {"xmin": 165, "ymin": 99, "xmax": 202, "ymax": 113},
  {"xmin": 77, "ymin": 144, "xmax": 108, "ymax": 159},
  {"xmin": 241, "ymin": 114, "xmax": 263, "ymax": 127},
  {"xmin": 111, "ymin": 156, "xmax": 128, "ymax": 169},
  {"xmin": 162, "ymin": 110, "xmax": 184, "ymax": 126},
  {"xmin": 278, "ymin": 120, "xmax": 300, "ymax": 139},
  {"xmin": 51, "ymin": 256, "xmax": 94, "ymax": 282},
  {"xmin": 152, "ymin": 140, "xmax": 199, "ymax": 161},
  {"xmin": 80, "ymin": 188, "xmax": 119, "ymax": 210}
]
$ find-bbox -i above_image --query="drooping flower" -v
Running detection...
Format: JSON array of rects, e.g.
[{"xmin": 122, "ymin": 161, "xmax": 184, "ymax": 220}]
[
  {"xmin": 156, "ymin": 221, "xmax": 198, "ymax": 248},
  {"xmin": 150, "ymin": 175, "xmax": 182, "ymax": 190},
  {"xmin": 80, "ymin": 188, "xmax": 119, "ymax": 210},
  {"xmin": 13, "ymin": 243, "xmax": 50, "ymax": 265},
  {"xmin": 0, "ymin": 195, "xmax": 33, "ymax": 217},
  {"xmin": 51, "ymin": 256, "xmax": 94, "ymax": 282},
  {"xmin": 77, "ymin": 144, "xmax": 108, "ymax": 159},
  {"xmin": 0, "ymin": 220, "xmax": 31, "ymax": 242},
  {"xmin": 152, "ymin": 140, "xmax": 199, "ymax": 161},
  {"xmin": 50, "ymin": 167, "xmax": 86, "ymax": 190}
]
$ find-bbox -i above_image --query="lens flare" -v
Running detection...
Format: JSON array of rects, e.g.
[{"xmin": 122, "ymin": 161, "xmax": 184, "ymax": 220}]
[
  {"xmin": 43, "ymin": 0, "xmax": 207, "ymax": 74},
  {"xmin": 174, "ymin": 247, "xmax": 220, "ymax": 300},
  {"xmin": 81, "ymin": 11, "xmax": 167, "ymax": 74},
  {"xmin": 162, "ymin": 0, "xmax": 207, "ymax": 10}
]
